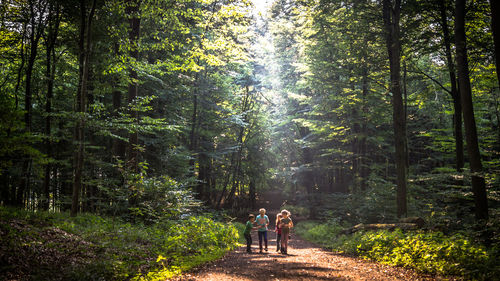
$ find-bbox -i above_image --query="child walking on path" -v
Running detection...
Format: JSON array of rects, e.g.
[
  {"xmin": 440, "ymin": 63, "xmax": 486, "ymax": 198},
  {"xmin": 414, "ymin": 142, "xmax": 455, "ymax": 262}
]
[
  {"xmin": 275, "ymin": 213, "xmax": 282, "ymax": 252},
  {"xmin": 279, "ymin": 209, "xmax": 293, "ymax": 254},
  {"xmin": 255, "ymin": 208, "xmax": 269, "ymax": 253},
  {"xmin": 243, "ymin": 214, "xmax": 256, "ymax": 253}
]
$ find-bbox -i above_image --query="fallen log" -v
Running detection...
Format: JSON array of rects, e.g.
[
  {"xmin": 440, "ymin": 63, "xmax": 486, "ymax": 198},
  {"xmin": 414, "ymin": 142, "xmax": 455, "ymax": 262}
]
[
  {"xmin": 398, "ymin": 217, "xmax": 425, "ymax": 227},
  {"xmin": 342, "ymin": 222, "xmax": 420, "ymax": 235}
]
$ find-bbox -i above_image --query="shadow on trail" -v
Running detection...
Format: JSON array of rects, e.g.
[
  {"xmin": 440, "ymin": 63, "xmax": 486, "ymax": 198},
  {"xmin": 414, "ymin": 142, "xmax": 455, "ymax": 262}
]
[{"xmin": 201, "ymin": 246, "xmax": 349, "ymax": 281}]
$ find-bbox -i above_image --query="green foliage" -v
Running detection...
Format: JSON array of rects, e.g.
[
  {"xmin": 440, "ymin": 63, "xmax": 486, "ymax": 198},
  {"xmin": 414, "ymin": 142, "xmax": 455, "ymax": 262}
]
[
  {"xmin": 296, "ymin": 221, "xmax": 500, "ymax": 280},
  {"xmin": 294, "ymin": 221, "xmax": 344, "ymax": 244},
  {"xmin": 281, "ymin": 204, "xmax": 310, "ymax": 218},
  {"xmin": 0, "ymin": 206, "xmax": 240, "ymax": 281},
  {"xmin": 232, "ymin": 221, "xmax": 247, "ymax": 244}
]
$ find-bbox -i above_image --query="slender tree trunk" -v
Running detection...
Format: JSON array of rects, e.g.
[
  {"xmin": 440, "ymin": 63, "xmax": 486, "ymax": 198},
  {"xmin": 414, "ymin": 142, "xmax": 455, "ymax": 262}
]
[
  {"xmin": 360, "ymin": 67, "xmax": 369, "ymax": 190},
  {"xmin": 18, "ymin": 0, "xmax": 47, "ymax": 207},
  {"xmin": 189, "ymin": 79, "xmax": 200, "ymax": 198},
  {"xmin": 125, "ymin": 0, "xmax": 141, "ymax": 211},
  {"xmin": 303, "ymin": 146, "xmax": 317, "ymax": 219},
  {"xmin": 111, "ymin": 44, "xmax": 126, "ymax": 159},
  {"xmin": 490, "ymin": 0, "xmax": 500, "ymax": 87},
  {"xmin": 225, "ymin": 86, "xmax": 250, "ymax": 207},
  {"xmin": 127, "ymin": 0, "xmax": 140, "ymax": 172},
  {"xmin": 198, "ymin": 151, "xmax": 208, "ymax": 200},
  {"xmin": 493, "ymin": 90, "xmax": 500, "ymax": 147},
  {"xmin": 7, "ymin": 24, "xmax": 27, "ymax": 206},
  {"xmin": 217, "ymin": 153, "xmax": 235, "ymax": 208},
  {"xmin": 439, "ymin": 0, "xmax": 464, "ymax": 171},
  {"xmin": 43, "ymin": 52, "xmax": 53, "ymax": 211},
  {"xmin": 249, "ymin": 178, "xmax": 256, "ymax": 209},
  {"xmin": 403, "ymin": 59, "xmax": 409, "ymax": 171},
  {"xmin": 455, "ymin": 0, "xmax": 489, "ymax": 220},
  {"xmin": 42, "ymin": 3, "xmax": 60, "ymax": 211},
  {"xmin": 225, "ymin": 156, "xmax": 242, "ymax": 208},
  {"xmin": 112, "ymin": 89, "xmax": 126, "ymax": 158},
  {"xmin": 209, "ymin": 148, "xmax": 216, "ymax": 205},
  {"xmin": 383, "ymin": 0, "xmax": 407, "ymax": 218},
  {"xmin": 71, "ymin": 0, "xmax": 96, "ymax": 217},
  {"xmin": 189, "ymin": 74, "xmax": 199, "ymax": 173}
]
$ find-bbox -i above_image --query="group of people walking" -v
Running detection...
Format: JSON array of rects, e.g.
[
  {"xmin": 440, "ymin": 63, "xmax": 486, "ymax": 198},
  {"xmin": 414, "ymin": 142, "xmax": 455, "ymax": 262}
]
[{"xmin": 243, "ymin": 208, "xmax": 294, "ymax": 254}]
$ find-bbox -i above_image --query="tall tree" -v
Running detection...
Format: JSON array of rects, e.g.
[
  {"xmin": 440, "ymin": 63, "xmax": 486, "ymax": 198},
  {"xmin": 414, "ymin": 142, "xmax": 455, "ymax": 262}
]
[
  {"xmin": 42, "ymin": 2, "xmax": 61, "ymax": 210},
  {"xmin": 454, "ymin": 0, "xmax": 488, "ymax": 220},
  {"xmin": 438, "ymin": 0, "xmax": 464, "ymax": 171},
  {"xmin": 383, "ymin": 0, "xmax": 407, "ymax": 217},
  {"xmin": 127, "ymin": 0, "xmax": 140, "ymax": 172},
  {"xmin": 490, "ymin": 0, "xmax": 500, "ymax": 87},
  {"xmin": 71, "ymin": 0, "xmax": 97, "ymax": 217},
  {"xmin": 18, "ymin": 0, "xmax": 48, "ymax": 206}
]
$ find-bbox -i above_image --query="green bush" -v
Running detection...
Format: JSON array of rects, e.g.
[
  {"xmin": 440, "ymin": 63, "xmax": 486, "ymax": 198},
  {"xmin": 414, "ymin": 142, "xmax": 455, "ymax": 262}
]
[
  {"xmin": 281, "ymin": 204, "xmax": 310, "ymax": 218},
  {"xmin": 232, "ymin": 221, "xmax": 247, "ymax": 244},
  {"xmin": 295, "ymin": 221, "xmax": 343, "ymax": 245},
  {"xmin": 296, "ymin": 221, "xmax": 499, "ymax": 280}
]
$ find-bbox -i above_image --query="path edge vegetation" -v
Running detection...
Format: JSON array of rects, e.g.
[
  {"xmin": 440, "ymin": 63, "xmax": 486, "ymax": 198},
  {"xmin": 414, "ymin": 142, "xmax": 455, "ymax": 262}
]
[
  {"xmin": 0, "ymin": 206, "xmax": 245, "ymax": 281},
  {"xmin": 295, "ymin": 221, "xmax": 500, "ymax": 280}
]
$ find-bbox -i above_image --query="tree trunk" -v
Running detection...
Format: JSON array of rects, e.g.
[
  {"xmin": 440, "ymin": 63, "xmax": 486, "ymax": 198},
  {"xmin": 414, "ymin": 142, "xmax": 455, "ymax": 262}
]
[
  {"xmin": 439, "ymin": 0, "xmax": 464, "ymax": 171},
  {"xmin": 360, "ymin": 67, "xmax": 369, "ymax": 190},
  {"xmin": 225, "ymin": 86, "xmax": 250, "ymax": 207},
  {"xmin": 112, "ymin": 89, "xmax": 126, "ymax": 158},
  {"xmin": 455, "ymin": 0, "xmax": 488, "ymax": 220},
  {"xmin": 125, "ymin": 0, "xmax": 141, "ymax": 211},
  {"xmin": 189, "ymin": 75, "xmax": 199, "ymax": 177},
  {"xmin": 303, "ymin": 146, "xmax": 317, "ymax": 219},
  {"xmin": 111, "ymin": 43, "xmax": 126, "ymax": 159},
  {"xmin": 383, "ymin": 0, "xmax": 407, "ymax": 218},
  {"xmin": 18, "ymin": 0, "xmax": 47, "ymax": 207},
  {"xmin": 7, "ymin": 23, "xmax": 26, "ymax": 206},
  {"xmin": 217, "ymin": 153, "xmax": 235, "ymax": 208},
  {"xmin": 71, "ymin": 0, "xmax": 96, "ymax": 217},
  {"xmin": 42, "ymin": 3, "xmax": 60, "ymax": 211},
  {"xmin": 127, "ymin": 0, "xmax": 140, "ymax": 173},
  {"xmin": 198, "ymin": 151, "xmax": 208, "ymax": 200},
  {"xmin": 249, "ymin": 178, "xmax": 256, "ymax": 209},
  {"xmin": 490, "ymin": 0, "xmax": 500, "ymax": 87}
]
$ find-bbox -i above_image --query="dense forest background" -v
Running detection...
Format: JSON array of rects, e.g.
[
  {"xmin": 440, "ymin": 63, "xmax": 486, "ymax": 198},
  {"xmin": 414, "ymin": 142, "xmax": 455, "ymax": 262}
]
[
  {"xmin": 0, "ymin": 0, "xmax": 499, "ymax": 277},
  {"xmin": 1, "ymin": 0, "xmax": 498, "ymax": 225}
]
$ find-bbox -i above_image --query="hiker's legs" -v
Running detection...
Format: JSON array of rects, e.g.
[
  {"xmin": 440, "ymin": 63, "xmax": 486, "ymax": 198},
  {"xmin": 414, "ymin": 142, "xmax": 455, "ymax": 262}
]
[
  {"xmin": 263, "ymin": 231, "xmax": 268, "ymax": 250},
  {"xmin": 276, "ymin": 233, "xmax": 281, "ymax": 251},
  {"xmin": 245, "ymin": 233, "xmax": 252, "ymax": 252},
  {"xmin": 281, "ymin": 229, "xmax": 289, "ymax": 253},
  {"xmin": 258, "ymin": 231, "xmax": 264, "ymax": 251}
]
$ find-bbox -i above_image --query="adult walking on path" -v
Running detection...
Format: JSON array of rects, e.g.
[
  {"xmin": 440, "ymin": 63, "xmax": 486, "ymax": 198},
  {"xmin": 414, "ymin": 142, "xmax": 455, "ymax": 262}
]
[{"xmin": 173, "ymin": 234, "xmax": 451, "ymax": 281}]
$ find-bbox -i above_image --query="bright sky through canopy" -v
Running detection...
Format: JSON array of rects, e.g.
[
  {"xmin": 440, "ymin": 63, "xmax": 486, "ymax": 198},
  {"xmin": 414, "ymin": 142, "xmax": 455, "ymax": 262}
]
[{"xmin": 252, "ymin": 0, "xmax": 272, "ymax": 16}]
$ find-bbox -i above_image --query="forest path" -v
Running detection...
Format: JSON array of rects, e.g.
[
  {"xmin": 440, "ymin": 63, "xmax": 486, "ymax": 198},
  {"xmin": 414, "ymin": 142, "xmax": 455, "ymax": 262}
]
[
  {"xmin": 173, "ymin": 191, "xmax": 449, "ymax": 280},
  {"xmin": 172, "ymin": 232, "xmax": 447, "ymax": 281}
]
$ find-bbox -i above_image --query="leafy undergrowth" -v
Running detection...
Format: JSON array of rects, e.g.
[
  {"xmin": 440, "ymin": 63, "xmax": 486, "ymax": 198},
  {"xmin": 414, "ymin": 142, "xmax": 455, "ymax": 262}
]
[
  {"xmin": 0, "ymin": 206, "xmax": 241, "ymax": 281},
  {"xmin": 296, "ymin": 221, "xmax": 500, "ymax": 280}
]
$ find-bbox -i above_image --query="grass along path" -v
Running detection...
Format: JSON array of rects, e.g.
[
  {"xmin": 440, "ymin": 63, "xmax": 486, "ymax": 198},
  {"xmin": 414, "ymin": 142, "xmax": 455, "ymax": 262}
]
[{"xmin": 173, "ymin": 230, "xmax": 454, "ymax": 281}]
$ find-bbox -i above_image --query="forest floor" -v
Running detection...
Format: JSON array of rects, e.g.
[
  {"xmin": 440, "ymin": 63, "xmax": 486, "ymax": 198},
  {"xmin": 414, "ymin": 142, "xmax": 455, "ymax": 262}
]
[{"xmin": 172, "ymin": 227, "xmax": 454, "ymax": 281}]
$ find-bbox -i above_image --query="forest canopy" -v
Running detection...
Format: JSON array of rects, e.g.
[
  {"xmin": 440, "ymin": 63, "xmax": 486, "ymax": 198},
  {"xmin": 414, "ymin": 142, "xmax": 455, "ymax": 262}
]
[{"xmin": 0, "ymin": 0, "xmax": 498, "ymax": 238}]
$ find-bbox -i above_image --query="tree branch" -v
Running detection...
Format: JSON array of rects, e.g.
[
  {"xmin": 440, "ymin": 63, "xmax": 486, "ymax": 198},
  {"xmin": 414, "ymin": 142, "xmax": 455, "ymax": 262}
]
[{"xmin": 409, "ymin": 65, "xmax": 452, "ymax": 95}]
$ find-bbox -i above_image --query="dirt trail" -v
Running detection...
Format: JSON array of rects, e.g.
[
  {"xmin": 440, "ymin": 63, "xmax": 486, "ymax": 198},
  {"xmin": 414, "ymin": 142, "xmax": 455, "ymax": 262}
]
[
  {"xmin": 174, "ymin": 231, "xmax": 450, "ymax": 281},
  {"xmin": 174, "ymin": 191, "xmax": 452, "ymax": 280}
]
